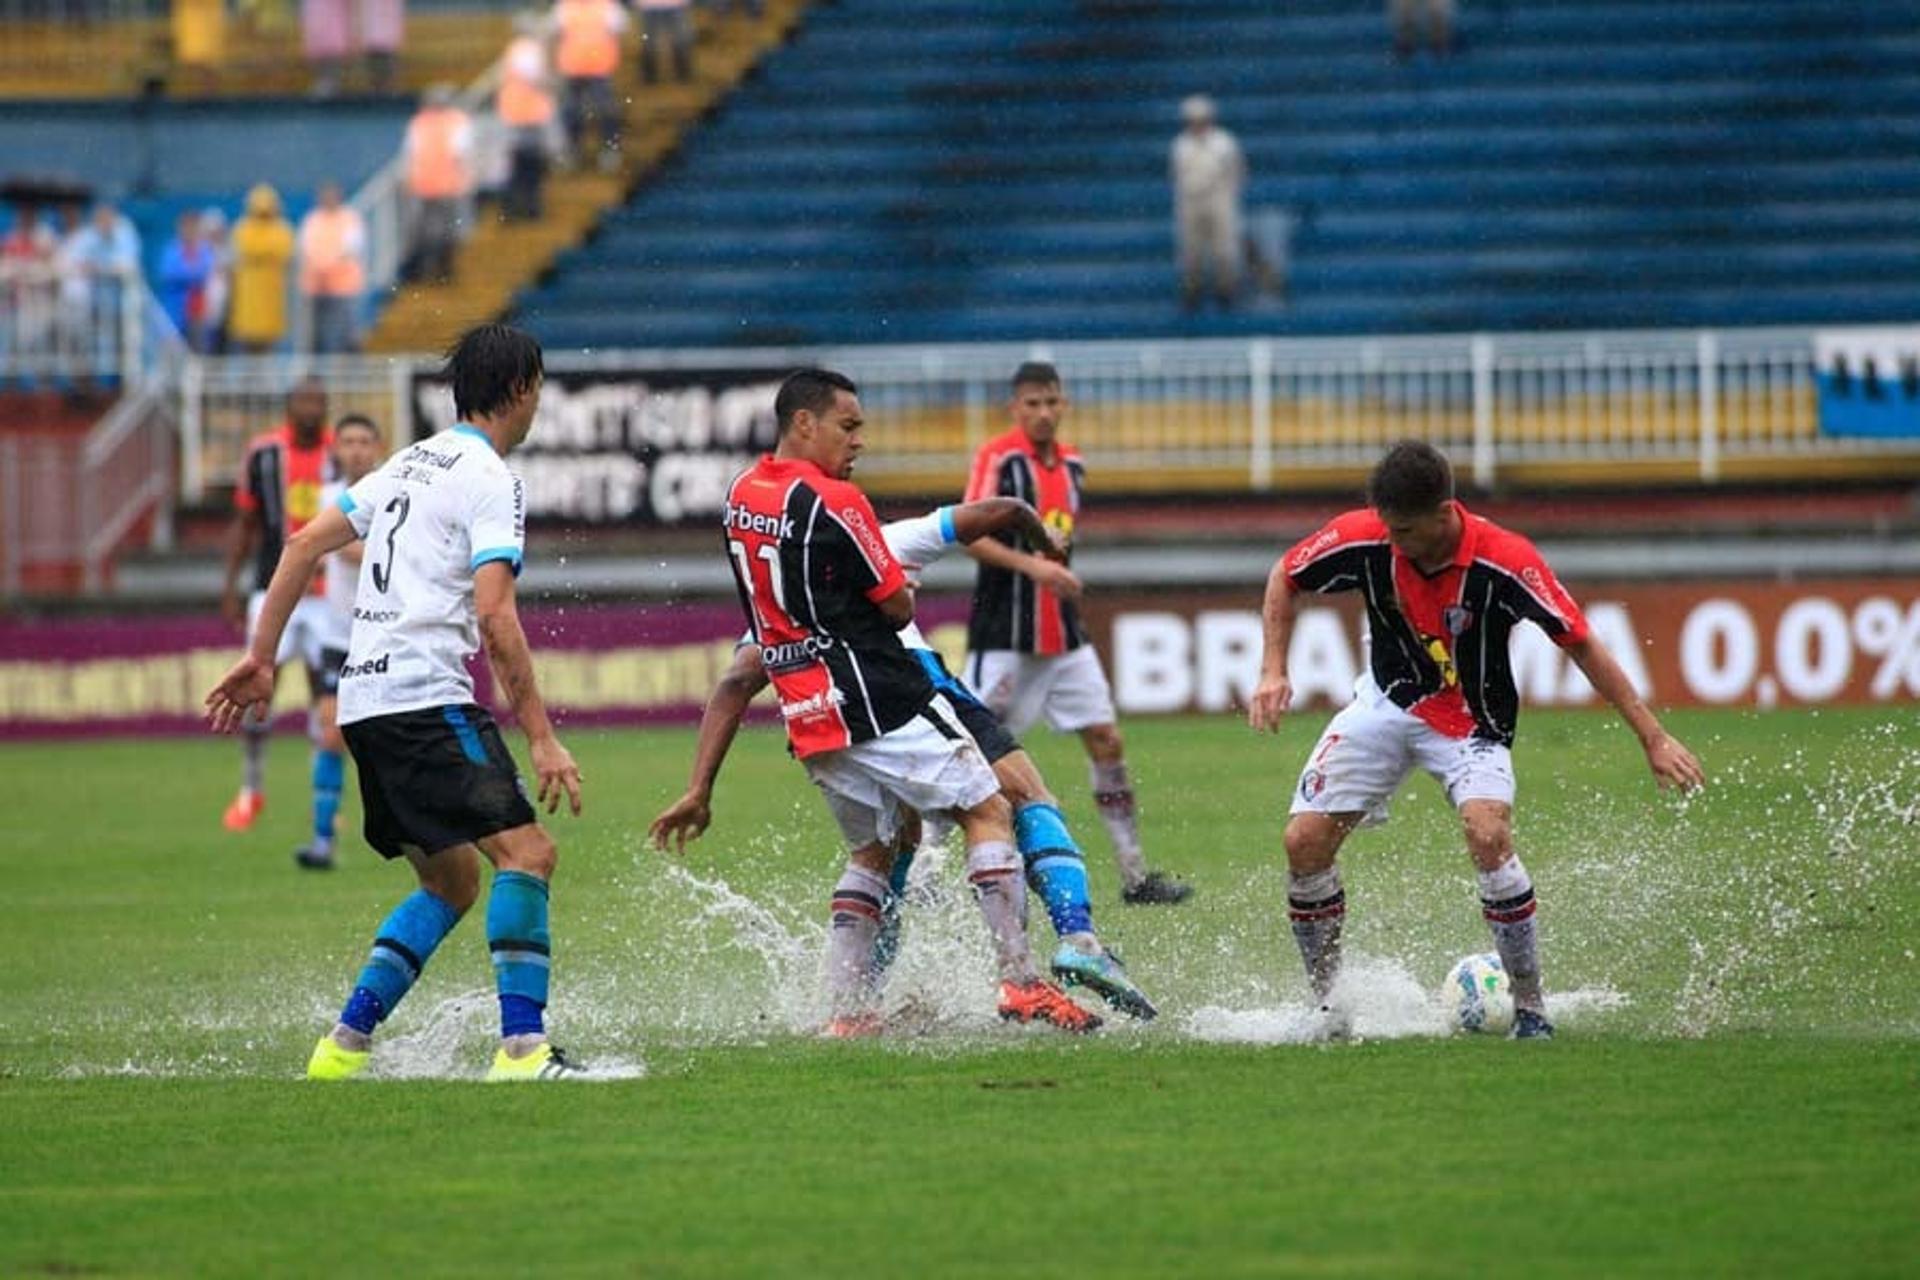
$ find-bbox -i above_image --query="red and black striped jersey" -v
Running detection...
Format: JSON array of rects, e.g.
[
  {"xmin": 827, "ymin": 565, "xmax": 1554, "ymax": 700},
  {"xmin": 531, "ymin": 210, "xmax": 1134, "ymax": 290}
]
[
  {"xmin": 723, "ymin": 455, "xmax": 931, "ymax": 758},
  {"xmin": 1283, "ymin": 503, "xmax": 1590, "ymax": 746},
  {"xmin": 236, "ymin": 423, "xmax": 336, "ymax": 595},
  {"xmin": 963, "ymin": 426, "xmax": 1086, "ymax": 655}
]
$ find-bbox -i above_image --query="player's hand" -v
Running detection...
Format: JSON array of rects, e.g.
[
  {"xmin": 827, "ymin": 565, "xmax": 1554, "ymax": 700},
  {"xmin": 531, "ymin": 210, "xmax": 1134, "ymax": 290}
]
[
  {"xmin": 220, "ymin": 589, "xmax": 245, "ymax": 634},
  {"xmin": 1032, "ymin": 560, "xmax": 1083, "ymax": 602},
  {"xmin": 1247, "ymin": 675, "xmax": 1292, "ymax": 732},
  {"xmin": 204, "ymin": 654, "xmax": 275, "ymax": 734},
  {"xmin": 531, "ymin": 735, "xmax": 584, "ymax": 816},
  {"xmin": 1644, "ymin": 732, "xmax": 1705, "ymax": 793},
  {"xmin": 648, "ymin": 790, "xmax": 712, "ymax": 855}
]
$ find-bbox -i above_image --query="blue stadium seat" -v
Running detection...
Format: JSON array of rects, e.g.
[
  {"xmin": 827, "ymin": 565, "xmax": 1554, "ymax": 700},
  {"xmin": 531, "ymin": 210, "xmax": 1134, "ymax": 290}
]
[{"xmin": 513, "ymin": 0, "xmax": 1920, "ymax": 347}]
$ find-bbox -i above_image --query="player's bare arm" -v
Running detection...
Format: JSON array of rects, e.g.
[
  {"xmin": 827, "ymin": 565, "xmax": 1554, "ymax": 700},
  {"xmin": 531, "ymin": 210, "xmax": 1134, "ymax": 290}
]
[
  {"xmin": 207, "ymin": 506, "xmax": 357, "ymax": 732},
  {"xmin": 1565, "ymin": 634, "xmax": 1706, "ymax": 792},
  {"xmin": 648, "ymin": 645, "xmax": 770, "ymax": 854},
  {"xmin": 219, "ymin": 504, "xmax": 262, "ymax": 633},
  {"xmin": 476, "ymin": 561, "xmax": 583, "ymax": 817},
  {"xmin": 963, "ymin": 529, "xmax": 1083, "ymax": 601},
  {"xmin": 950, "ymin": 497, "xmax": 1070, "ymax": 563},
  {"xmin": 874, "ymin": 581, "xmax": 918, "ymax": 629},
  {"xmin": 1249, "ymin": 558, "xmax": 1297, "ymax": 731}
]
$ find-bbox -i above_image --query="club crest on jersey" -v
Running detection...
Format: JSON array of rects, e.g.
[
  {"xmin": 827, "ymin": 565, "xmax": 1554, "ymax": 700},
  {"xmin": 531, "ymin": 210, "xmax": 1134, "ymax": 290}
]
[
  {"xmin": 1442, "ymin": 605, "xmax": 1475, "ymax": 636},
  {"xmin": 1300, "ymin": 768, "xmax": 1327, "ymax": 801}
]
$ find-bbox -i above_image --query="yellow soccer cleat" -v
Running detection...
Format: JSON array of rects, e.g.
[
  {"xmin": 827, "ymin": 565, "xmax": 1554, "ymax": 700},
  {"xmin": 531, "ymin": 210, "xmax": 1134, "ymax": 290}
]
[
  {"xmin": 485, "ymin": 1042, "xmax": 586, "ymax": 1082},
  {"xmin": 305, "ymin": 1035, "xmax": 370, "ymax": 1081}
]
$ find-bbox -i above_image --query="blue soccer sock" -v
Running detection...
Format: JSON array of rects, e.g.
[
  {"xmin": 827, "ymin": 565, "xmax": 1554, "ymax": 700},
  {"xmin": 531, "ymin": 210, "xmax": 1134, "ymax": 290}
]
[
  {"xmin": 339, "ymin": 889, "xmax": 464, "ymax": 1035},
  {"xmin": 866, "ymin": 846, "xmax": 917, "ymax": 985},
  {"xmin": 1015, "ymin": 802, "xmax": 1095, "ymax": 940},
  {"xmin": 488, "ymin": 870, "xmax": 551, "ymax": 1039},
  {"xmin": 311, "ymin": 748, "xmax": 344, "ymax": 851}
]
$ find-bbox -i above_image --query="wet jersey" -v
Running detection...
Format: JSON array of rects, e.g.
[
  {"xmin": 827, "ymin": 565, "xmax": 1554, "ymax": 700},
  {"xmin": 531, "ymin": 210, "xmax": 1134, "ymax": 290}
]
[
  {"xmin": 237, "ymin": 423, "xmax": 336, "ymax": 594},
  {"xmin": 964, "ymin": 426, "xmax": 1085, "ymax": 655},
  {"xmin": 335, "ymin": 425, "xmax": 525, "ymax": 727},
  {"xmin": 1282, "ymin": 503, "xmax": 1590, "ymax": 745},
  {"xmin": 724, "ymin": 455, "xmax": 930, "ymax": 758}
]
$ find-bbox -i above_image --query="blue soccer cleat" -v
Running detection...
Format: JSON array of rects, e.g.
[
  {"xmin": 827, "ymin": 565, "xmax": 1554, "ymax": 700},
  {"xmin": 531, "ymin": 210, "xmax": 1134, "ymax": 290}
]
[
  {"xmin": 1050, "ymin": 941, "xmax": 1158, "ymax": 1021},
  {"xmin": 1510, "ymin": 1008, "xmax": 1556, "ymax": 1040}
]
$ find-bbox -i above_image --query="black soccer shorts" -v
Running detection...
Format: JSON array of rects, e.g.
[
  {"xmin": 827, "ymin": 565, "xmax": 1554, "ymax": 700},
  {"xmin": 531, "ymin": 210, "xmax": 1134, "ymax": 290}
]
[{"xmin": 341, "ymin": 703, "xmax": 538, "ymax": 859}]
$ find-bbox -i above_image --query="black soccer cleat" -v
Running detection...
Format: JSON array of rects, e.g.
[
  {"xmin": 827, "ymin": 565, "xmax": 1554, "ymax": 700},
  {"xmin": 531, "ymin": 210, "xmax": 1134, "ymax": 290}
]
[
  {"xmin": 1121, "ymin": 871, "xmax": 1193, "ymax": 905},
  {"xmin": 1510, "ymin": 1008, "xmax": 1555, "ymax": 1040},
  {"xmin": 293, "ymin": 844, "xmax": 336, "ymax": 871}
]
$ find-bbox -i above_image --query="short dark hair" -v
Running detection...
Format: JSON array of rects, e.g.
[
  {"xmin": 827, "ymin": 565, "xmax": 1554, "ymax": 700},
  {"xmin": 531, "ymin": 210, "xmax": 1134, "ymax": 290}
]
[
  {"xmin": 335, "ymin": 412, "xmax": 380, "ymax": 437},
  {"xmin": 1010, "ymin": 361, "xmax": 1060, "ymax": 393},
  {"xmin": 774, "ymin": 368, "xmax": 858, "ymax": 434},
  {"xmin": 445, "ymin": 323, "xmax": 544, "ymax": 422},
  {"xmin": 1367, "ymin": 439, "xmax": 1455, "ymax": 515}
]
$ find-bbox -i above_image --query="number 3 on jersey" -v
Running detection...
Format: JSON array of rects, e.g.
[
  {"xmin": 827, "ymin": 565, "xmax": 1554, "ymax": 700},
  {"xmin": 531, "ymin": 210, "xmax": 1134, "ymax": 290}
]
[
  {"xmin": 728, "ymin": 535, "xmax": 791, "ymax": 636},
  {"xmin": 370, "ymin": 493, "xmax": 411, "ymax": 594}
]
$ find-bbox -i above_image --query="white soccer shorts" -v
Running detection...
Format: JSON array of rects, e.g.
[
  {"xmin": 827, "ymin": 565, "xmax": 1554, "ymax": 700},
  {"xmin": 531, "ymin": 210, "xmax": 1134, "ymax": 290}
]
[
  {"xmin": 803, "ymin": 694, "xmax": 1001, "ymax": 851},
  {"xmin": 247, "ymin": 590, "xmax": 340, "ymax": 675},
  {"xmin": 964, "ymin": 645, "xmax": 1118, "ymax": 736},
  {"xmin": 1289, "ymin": 681, "xmax": 1515, "ymax": 826}
]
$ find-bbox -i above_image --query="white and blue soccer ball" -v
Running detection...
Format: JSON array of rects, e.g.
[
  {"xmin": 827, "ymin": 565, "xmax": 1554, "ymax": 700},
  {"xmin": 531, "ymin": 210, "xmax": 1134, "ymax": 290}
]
[{"xmin": 1441, "ymin": 953, "xmax": 1514, "ymax": 1034}]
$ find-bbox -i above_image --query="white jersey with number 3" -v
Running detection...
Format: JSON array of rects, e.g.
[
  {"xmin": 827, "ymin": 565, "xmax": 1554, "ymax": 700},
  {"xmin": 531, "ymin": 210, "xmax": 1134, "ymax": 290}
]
[{"xmin": 334, "ymin": 424, "xmax": 525, "ymax": 726}]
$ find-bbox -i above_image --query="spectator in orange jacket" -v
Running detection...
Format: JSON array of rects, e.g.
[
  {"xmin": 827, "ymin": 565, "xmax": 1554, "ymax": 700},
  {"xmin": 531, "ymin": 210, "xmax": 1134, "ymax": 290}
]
[{"xmin": 298, "ymin": 182, "xmax": 366, "ymax": 354}]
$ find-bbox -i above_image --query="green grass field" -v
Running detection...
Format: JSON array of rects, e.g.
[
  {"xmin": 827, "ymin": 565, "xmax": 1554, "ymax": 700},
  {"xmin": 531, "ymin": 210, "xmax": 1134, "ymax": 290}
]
[{"xmin": 3, "ymin": 708, "xmax": 1917, "ymax": 1277}]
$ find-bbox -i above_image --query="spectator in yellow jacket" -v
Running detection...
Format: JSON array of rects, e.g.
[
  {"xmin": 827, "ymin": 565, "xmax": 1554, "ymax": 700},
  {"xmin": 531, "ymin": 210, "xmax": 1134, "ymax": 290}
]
[{"xmin": 228, "ymin": 185, "xmax": 296, "ymax": 354}]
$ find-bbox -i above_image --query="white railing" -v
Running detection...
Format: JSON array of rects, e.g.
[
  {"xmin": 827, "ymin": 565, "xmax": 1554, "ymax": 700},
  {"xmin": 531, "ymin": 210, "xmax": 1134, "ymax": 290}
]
[
  {"xmin": 170, "ymin": 326, "xmax": 1920, "ymax": 504},
  {"xmin": 0, "ymin": 264, "xmax": 149, "ymax": 386}
]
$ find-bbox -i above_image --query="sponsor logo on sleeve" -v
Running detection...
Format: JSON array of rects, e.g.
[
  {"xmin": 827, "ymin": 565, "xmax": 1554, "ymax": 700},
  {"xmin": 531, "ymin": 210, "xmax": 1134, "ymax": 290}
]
[{"xmin": 1289, "ymin": 526, "xmax": 1342, "ymax": 571}]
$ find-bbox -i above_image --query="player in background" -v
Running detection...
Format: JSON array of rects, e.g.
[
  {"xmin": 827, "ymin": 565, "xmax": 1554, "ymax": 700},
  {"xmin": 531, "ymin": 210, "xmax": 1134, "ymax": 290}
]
[
  {"xmin": 962, "ymin": 361, "xmax": 1192, "ymax": 905},
  {"xmin": 1249, "ymin": 440, "xmax": 1705, "ymax": 1039},
  {"xmin": 217, "ymin": 377, "xmax": 337, "ymax": 835},
  {"xmin": 650, "ymin": 496, "xmax": 1159, "ymax": 1022},
  {"xmin": 207, "ymin": 324, "xmax": 588, "ymax": 1081},
  {"xmin": 294, "ymin": 413, "xmax": 385, "ymax": 870},
  {"xmin": 722, "ymin": 368, "xmax": 1098, "ymax": 1035}
]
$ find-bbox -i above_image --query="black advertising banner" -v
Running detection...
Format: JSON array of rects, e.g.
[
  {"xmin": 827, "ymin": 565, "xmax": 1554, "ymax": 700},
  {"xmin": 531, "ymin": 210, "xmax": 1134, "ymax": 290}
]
[{"xmin": 410, "ymin": 365, "xmax": 789, "ymax": 525}]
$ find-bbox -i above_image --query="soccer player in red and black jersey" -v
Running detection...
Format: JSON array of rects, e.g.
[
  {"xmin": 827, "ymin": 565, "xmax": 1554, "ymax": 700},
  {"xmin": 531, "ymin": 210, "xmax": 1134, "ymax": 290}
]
[
  {"xmin": 723, "ymin": 369, "xmax": 1097, "ymax": 1034},
  {"xmin": 962, "ymin": 362, "xmax": 1192, "ymax": 905},
  {"xmin": 1250, "ymin": 440, "xmax": 1704, "ymax": 1040},
  {"xmin": 216, "ymin": 376, "xmax": 340, "ymax": 843}
]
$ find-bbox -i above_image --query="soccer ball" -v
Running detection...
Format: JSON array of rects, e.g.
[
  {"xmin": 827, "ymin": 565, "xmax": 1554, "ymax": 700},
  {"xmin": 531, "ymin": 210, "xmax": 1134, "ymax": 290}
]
[{"xmin": 1441, "ymin": 953, "xmax": 1514, "ymax": 1034}]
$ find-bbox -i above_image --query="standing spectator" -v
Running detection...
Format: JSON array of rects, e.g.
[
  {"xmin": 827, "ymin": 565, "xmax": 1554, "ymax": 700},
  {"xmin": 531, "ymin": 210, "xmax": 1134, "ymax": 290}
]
[
  {"xmin": 637, "ymin": 0, "xmax": 693, "ymax": 85},
  {"xmin": 498, "ymin": 21, "xmax": 557, "ymax": 221},
  {"xmin": 4, "ymin": 204, "xmax": 59, "ymax": 381},
  {"xmin": 298, "ymin": 183, "xmax": 366, "ymax": 354},
  {"xmin": 304, "ymin": 0, "xmax": 406, "ymax": 96},
  {"xmin": 706, "ymin": 0, "xmax": 761, "ymax": 17},
  {"xmin": 201, "ymin": 206, "xmax": 233, "ymax": 353},
  {"xmin": 1170, "ymin": 94, "xmax": 1246, "ymax": 311},
  {"xmin": 1390, "ymin": 0, "xmax": 1455, "ymax": 60},
  {"xmin": 229, "ymin": 184, "xmax": 297, "ymax": 355},
  {"xmin": 172, "ymin": 0, "xmax": 228, "ymax": 90},
  {"xmin": 404, "ymin": 84, "xmax": 475, "ymax": 283},
  {"xmin": 554, "ymin": 0, "xmax": 626, "ymax": 171},
  {"xmin": 158, "ymin": 208, "xmax": 215, "ymax": 351},
  {"xmin": 59, "ymin": 203, "xmax": 142, "ymax": 381}
]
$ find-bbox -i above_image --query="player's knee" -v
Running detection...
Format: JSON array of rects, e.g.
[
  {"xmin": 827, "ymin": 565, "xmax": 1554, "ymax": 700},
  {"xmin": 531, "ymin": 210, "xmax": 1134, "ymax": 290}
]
[
  {"xmin": 992, "ymin": 755, "xmax": 1051, "ymax": 809},
  {"xmin": 1461, "ymin": 810, "xmax": 1512, "ymax": 869},
  {"xmin": 1283, "ymin": 815, "xmax": 1341, "ymax": 873},
  {"xmin": 850, "ymin": 841, "xmax": 895, "ymax": 875},
  {"xmin": 419, "ymin": 853, "xmax": 481, "ymax": 914},
  {"xmin": 498, "ymin": 828, "xmax": 558, "ymax": 880},
  {"xmin": 1083, "ymin": 723, "xmax": 1124, "ymax": 763},
  {"xmin": 961, "ymin": 791, "xmax": 1014, "ymax": 843}
]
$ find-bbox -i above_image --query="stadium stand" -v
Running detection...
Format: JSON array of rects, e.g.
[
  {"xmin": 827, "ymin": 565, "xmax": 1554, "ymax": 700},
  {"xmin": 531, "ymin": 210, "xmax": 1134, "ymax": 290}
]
[{"xmin": 517, "ymin": 0, "xmax": 1920, "ymax": 348}]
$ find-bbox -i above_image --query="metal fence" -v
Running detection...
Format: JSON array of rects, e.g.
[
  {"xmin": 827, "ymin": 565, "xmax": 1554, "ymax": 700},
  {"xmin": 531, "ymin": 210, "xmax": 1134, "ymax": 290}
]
[
  {"xmin": 171, "ymin": 326, "xmax": 1916, "ymax": 504},
  {"xmin": 0, "ymin": 264, "xmax": 153, "ymax": 387}
]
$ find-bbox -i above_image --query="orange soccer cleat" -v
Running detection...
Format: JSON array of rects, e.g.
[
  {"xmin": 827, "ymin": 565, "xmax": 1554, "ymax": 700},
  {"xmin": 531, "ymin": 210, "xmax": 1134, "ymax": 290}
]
[
  {"xmin": 998, "ymin": 980, "xmax": 1103, "ymax": 1034},
  {"xmin": 222, "ymin": 790, "xmax": 265, "ymax": 832},
  {"xmin": 822, "ymin": 1012, "xmax": 886, "ymax": 1039}
]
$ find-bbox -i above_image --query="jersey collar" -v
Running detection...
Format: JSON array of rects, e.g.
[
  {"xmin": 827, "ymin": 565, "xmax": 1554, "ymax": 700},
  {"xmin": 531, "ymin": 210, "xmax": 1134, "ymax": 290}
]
[
  {"xmin": 1392, "ymin": 500, "xmax": 1480, "ymax": 577},
  {"xmin": 760, "ymin": 453, "xmax": 830, "ymax": 482},
  {"xmin": 453, "ymin": 423, "xmax": 499, "ymax": 453}
]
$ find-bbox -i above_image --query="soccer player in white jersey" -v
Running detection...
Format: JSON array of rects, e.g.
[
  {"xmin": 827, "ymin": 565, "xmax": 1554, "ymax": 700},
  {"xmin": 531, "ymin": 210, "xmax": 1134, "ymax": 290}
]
[
  {"xmin": 207, "ymin": 324, "xmax": 588, "ymax": 1082},
  {"xmin": 295, "ymin": 413, "xmax": 384, "ymax": 871},
  {"xmin": 651, "ymin": 497, "xmax": 1160, "ymax": 1021}
]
